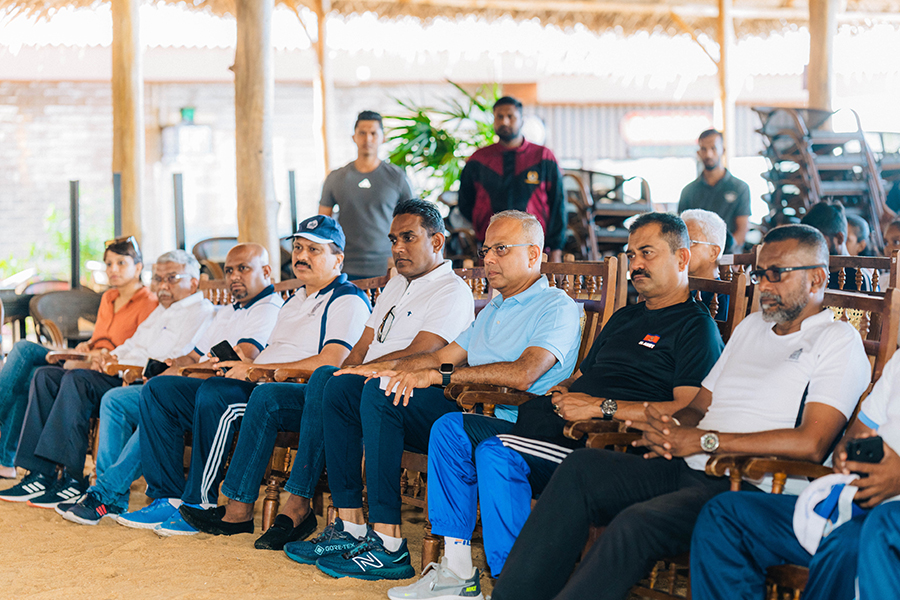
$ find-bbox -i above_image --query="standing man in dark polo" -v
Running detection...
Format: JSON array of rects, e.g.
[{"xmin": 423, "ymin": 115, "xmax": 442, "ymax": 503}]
[
  {"xmin": 678, "ymin": 129, "xmax": 752, "ymax": 253},
  {"xmin": 319, "ymin": 110, "xmax": 414, "ymax": 280},
  {"xmin": 458, "ymin": 96, "xmax": 566, "ymax": 262}
]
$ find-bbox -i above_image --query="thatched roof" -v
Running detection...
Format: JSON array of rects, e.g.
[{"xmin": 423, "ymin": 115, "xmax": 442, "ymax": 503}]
[{"xmin": 3, "ymin": 0, "xmax": 900, "ymax": 38}]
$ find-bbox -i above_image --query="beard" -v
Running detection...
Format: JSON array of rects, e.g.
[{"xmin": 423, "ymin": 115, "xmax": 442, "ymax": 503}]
[
  {"xmin": 496, "ymin": 126, "xmax": 521, "ymax": 142},
  {"xmin": 759, "ymin": 290, "xmax": 808, "ymax": 324}
]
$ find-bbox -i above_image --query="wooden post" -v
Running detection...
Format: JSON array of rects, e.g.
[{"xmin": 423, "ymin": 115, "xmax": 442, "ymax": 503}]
[
  {"xmin": 234, "ymin": 0, "xmax": 281, "ymax": 278},
  {"xmin": 716, "ymin": 0, "xmax": 735, "ymax": 167},
  {"xmin": 315, "ymin": 0, "xmax": 333, "ymax": 175},
  {"xmin": 808, "ymin": 0, "xmax": 837, "ymax": 113},
  {"xmin": 111, "ymin": 0, "xmax": 144, "ymax": 242}
]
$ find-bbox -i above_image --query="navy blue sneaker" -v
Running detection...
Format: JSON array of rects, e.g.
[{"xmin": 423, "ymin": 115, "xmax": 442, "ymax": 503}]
[
  {"xmin": 315, "ymin": 527, "xmax": 415, "ymax": 581},
  {"xmin": 0, "ymin": 472, "xmax": 54, "ymax": 503},
  {"xmin": 60, "ymin": 491, "xmax": 125, "ymax": 526},
  {"xmin": 27, "ymin": 474, "xmax": 87, "ymax": 509},
  {"xmin": 284, "ymin": 518, "xmax": 359, "ymax": 564}
]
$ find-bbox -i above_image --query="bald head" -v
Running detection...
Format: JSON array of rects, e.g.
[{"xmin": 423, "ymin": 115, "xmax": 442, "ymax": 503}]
[{"xmin": 224, "ymin": 243, "xmax": 272, "ymax": 303}]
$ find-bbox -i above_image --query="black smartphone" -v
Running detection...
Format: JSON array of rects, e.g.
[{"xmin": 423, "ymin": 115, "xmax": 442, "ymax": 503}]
[
  {"xmin": 209, "ymin": 340, "xmax": 241, "ymax": 363},
  {"xmin": 846, "ymin": 436, "xmax": 884, "ymax": 477},
  {"xmin": 143, "ymin": 358, "xmax": 168, "ymax": 379}
]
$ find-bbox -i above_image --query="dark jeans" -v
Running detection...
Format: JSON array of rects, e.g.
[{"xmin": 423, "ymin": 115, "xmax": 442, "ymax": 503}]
[
  {"xmin": 16, "ymin": 367, "xmax": 121, "ymax": 477},
  {"xmin": 220, "ymin": 366, "xmax": 335, "ymax": 504},
  {"xmin": 324, "ymin": 376, "xmax": 460, "ymax": 525},
  {"xmin": 492, "ymin": 448, "xmax": 755, "ymax": 600}
]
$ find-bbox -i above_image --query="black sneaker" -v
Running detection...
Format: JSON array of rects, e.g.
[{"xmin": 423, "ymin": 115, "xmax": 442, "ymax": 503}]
[
  {"xmin": 60, "ymin": 491, "xmax": 125, "ymax": 525},
  {"xmin": 27, "ymin": 474, "xmax": 87, "ymax": 509},
  {"xmin": 0, "ymin": 472, "xmax": 55, "ymax": 503}
]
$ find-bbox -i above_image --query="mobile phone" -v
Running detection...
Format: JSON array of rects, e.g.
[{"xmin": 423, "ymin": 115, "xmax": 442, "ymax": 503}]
[
  {"xmin": 846, "ymin": 436, "xmax": 884, "ymax": 477},
  {"xmin": 209, "ymin": 340, "xmax": 241, "ymax": 363},
  {"xmin": 143, "ymin": 358, "xmax": 168, "ymax": 379}
]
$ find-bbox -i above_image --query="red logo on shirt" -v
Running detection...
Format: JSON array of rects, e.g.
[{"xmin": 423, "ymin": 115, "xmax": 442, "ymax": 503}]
[{"xmin": 638, "ymin": 334, "xmax": 660, "ymax": 349}]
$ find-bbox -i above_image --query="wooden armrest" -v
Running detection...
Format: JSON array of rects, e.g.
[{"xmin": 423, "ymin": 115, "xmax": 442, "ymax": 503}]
[
  {"xmin": 585, "ymin": 431, "xmax": 642, "ymax": 450},
  {"xmin": 45, "ymin": 351, "xmax": 89, "ymax": 364},
  {"xmin": 704, "ymin": 454, "xmax": 748, "ymax": 477},
  {"xmin": 563, "ymin": 419, "xmax": 620, "ymax": 440},
  {"xmin": 742, "ymin": 457, "xmax": 833, "ymax": 481},
  {"xmin": 246, "ymin": 367, "xmax": 277, "ymax": 383},
  {"xmin": 273, "ymin": 368, "xmax": 314, "ymax": 383},
  {"xmin": 180, "ymin": 366, "xmax": 220, "ymax": 379},
  {"xmin": 455, "ymin": 390, "xmax": 536, "ymax": 411},
  {"xmin": 104, "ymin": 363, "xmax": 144, "ymax": 383},
  {"xmin": 443, "ymin": 383, "xmax": 512, "ymax": 400}
]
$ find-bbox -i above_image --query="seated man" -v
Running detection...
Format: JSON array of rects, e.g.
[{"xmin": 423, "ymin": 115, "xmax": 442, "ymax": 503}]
[
  {"xmin": 846, "ymin": 213, "xmax": 871, "ymax": 257},
  {"xmin": 801, "ymin": 202, "xmax": 870, "ymax": 291},
  {"xmin": 691, "ymin": 352, "xmax": 900, "ymax": 600},
  {"xmin": 180, "ymin": 199, "xmax": 474, "ymax": 551},
  {"xmin": 0, "ymin": 251, "xmax": 216, "ymax": 508},
  {"xmin": 110, "ymin": 242, "xmax": 282, "ymax": 529},
  {"xmin": 293, "ymin": 210, "xmax": 581, "ymax": 581},
  {"xmin": 682, "ymin": 208, "xmax": 729, "ymax": 320},
  {"xmin": 122, "ymin": 217, "xmax": 372, "ymax": 537},
  {"xmin": 54, "ymin": 251, "xmax": 215, "ymax": 524},
  {"xmin": 389, "ymin": 213, "xmax": 724, "ymax": 599},
  {"xmin": 491, "ymin": 224, "xmax": 872, "ymax": 600}
]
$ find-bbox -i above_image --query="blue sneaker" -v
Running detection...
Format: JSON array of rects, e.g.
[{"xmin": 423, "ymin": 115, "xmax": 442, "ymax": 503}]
[
  {"xmin": 118, "ymin": 498, "xmax": 178, "ymax": 530},
  {"xmin": 284, "ymin": 518, "xmax": 360, "ymax": 565},
  {"xmin": 154, "ymin": 507, "xmax": 199, "ymax": 537},
  {"xmin": 315, "ymin": 527, "xmax": 415, "ymax": 581},
  {"xmin": 60, "ymin": 491, "xmax": 125, "ymax": 526}
]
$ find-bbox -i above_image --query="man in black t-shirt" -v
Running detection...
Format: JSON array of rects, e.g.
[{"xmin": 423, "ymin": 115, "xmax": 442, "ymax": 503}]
[{"xmin": 390, "ymin": 213, "xmax": 723, "ymax": 595}]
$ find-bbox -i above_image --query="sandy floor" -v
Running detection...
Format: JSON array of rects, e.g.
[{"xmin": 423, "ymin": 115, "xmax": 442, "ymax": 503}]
[{"xmin": 0, "ymin": 472, "xmax": 494, "ymax": 600}]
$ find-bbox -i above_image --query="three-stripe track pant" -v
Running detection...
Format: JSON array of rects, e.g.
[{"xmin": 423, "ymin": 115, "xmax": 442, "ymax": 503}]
[
  {"xmin": 427, "ymin": 412, "xmax": 569, "ymax": 576},
  {"xmin": 140, "ymin": 376, "xmax": 255, "ymax": 506}
]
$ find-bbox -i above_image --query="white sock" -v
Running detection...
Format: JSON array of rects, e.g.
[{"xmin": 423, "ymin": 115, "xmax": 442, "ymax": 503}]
[
  {"xmin": 374, "ymin": 530, "xmax": 404, "ymax": 553},
  {"xmin": 342, "ymin": 520, "xmax": 368, "ymax": 540},
  {"xmin": 444, "ymin": 537, "xmax": 474, "ymax": 577}
]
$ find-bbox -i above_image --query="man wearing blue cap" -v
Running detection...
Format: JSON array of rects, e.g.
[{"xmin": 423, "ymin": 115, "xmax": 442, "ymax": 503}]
[{"xmin": 123, "ymin": 216, "xmax": 373, "ymax": 536}]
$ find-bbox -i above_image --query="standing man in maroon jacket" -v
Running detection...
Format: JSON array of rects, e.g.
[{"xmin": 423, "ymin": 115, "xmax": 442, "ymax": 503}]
[{"xmin": 458, "ymin": 96, "xmax": 566, "ymax": 262}]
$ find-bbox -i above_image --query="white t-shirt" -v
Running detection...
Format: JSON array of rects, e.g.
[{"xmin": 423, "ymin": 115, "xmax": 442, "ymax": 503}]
[
  {"xmin": 192, "ymin": 285, "xmax": 283, "ymax": 356},
  {"xmin": 684, "ymin": 309, "xmax": 871, "ymax": 493},
  {"xmin": 255, "ymin": 275, "xmax": 371, "ymax": 364},
  {"xmin": 112, "ymin": 292, "xmax": 216, "ymax": 367},
  {"xmin": 858, "ymin": 351, "xmax": 900, "ymax": 452},
  {"xmin": 362, "ymin": 261, "xmax": 475, "ymax": 363}
]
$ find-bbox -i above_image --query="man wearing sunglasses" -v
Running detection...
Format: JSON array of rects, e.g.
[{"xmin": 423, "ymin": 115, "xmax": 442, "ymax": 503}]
[
  {"xmin": 491, "ymin": 224, "xmax": 870, "ymax": 600},
  {"xmin": 120, "ymin": 219, "xmax": 373, "ymax": 537},
  {"xmin": 293, "ymin": 210, "xmax": 580, "ymax": 582},
  {"xmin": 1, "ymin": 251, "xmax": 216, "ymax": 511},
  {"xmin": 179, "ymin": 199, "xmax": 475, "ymax": 551}
]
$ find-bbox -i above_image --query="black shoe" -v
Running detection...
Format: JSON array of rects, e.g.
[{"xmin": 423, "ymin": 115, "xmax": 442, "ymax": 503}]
[
  {"xmin": 255, "ymin": 511, "xmax": 317, "ymax": 551},
  {"xmin": 179, "ymin": 504, "xmax": 251, "ymax": 535},
  {"xmin": 27, "ymin": 474, "xmax": 87, "ymax": 509},
  {"xmin": 0, "ymin": 471, "xmax": 54, "ymax": 503}
]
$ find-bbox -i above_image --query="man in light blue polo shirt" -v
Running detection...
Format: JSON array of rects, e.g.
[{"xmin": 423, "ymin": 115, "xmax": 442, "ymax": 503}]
[{"xmin": 312, "ymin": 210, "xmax": 581, "ymax": 582}]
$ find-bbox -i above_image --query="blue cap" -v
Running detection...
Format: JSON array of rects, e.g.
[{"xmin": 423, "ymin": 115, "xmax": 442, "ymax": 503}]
[{"xmin": 292, "ymin": 215, "xmax": 346, "ymax": 252}]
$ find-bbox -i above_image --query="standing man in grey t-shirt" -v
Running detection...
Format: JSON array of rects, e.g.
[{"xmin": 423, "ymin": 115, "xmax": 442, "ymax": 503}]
[{"xmin": 319, "ymin": 111, "xmax": 415, "ymax": 280}]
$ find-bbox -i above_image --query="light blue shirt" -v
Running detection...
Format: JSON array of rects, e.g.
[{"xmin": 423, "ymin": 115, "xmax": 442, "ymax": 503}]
[{"xmin": 453, "ymin": 276, "xmax": 581, "ymax": 422}]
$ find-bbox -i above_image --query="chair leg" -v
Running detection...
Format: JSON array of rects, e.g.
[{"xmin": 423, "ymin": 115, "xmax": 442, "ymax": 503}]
[
  {"xmin": 261, "ymin": 476, "xmax": 282, "ymax": 531},
  {"xmin": 422, "ymin": 519, "xmax": 442, "ymax": 571},
  {"xmin": 326, "ymin": 504, "xmax": 337, "ymax": 525}
]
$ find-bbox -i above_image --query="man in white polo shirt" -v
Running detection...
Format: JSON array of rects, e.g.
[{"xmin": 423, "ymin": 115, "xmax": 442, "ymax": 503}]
[
  {"xmin": 180, "ymin": 199, "xmax": 474, "ymax": 552},
  {"xmin": 124, "ymin": 216, "xmax": 372, "ymax": 537}
]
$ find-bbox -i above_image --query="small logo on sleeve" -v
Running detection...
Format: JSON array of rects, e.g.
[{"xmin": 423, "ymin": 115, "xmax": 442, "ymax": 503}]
[{"xmin": 639, "ymin": 334, "xmax": 660, "ymax": 349}]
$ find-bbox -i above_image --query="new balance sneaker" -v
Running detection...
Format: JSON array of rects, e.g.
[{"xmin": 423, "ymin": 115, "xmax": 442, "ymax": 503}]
[
  {"xmin": 118, "ymin": 498, "xmax": 179, "ymax": 530},
  {"xmin": 0, "ymin": 472, "xmax": 54, "ymax": 502},
  {"xmin": 154, "ymin": 507, "xmax": 203, "ymax": 537},
  {"xmin": 315, "ymin": 527, "xmax": 415, "ymax": 581},
  {"xmin": 283, "ymin": 517, "xmax": 360, "ymax": 565},
  {"xmin": 59, "ymin": 491, "xmax": 125, "ymax": 526},
  {"xmin": 388, "ymin": 558, "xmax": 483, "ymax": 600},
  {"xmin": 26, "ymin": 474, "xmax": 87, "ymax": 509}
]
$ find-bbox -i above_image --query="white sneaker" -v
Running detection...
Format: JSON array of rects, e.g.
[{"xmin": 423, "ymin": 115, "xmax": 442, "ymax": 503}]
[{"xmin": 387, "ymin": 557, "xmax": 483, "ymax": 600}]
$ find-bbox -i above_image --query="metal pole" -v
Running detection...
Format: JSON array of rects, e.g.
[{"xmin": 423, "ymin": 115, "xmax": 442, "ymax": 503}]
[
  {"xmin": 69, "ymin": 181, "xmax": 80, "ymax": 290},
  {"xmin": 173, "ymin": 173, "xmax": 185, "ymax": 250},
  {"xmin": 289, "ymin": 170, "xmax": 298, "ymax": 232},
  {"xmin": 113, "ymin": 172, "xmax": 123, "ymax": 237}
]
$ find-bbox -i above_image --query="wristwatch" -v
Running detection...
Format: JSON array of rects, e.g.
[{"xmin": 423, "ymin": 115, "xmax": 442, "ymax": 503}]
[
  {"xmin": 700, "ymin": 432, "xmax": 720, "ymax": 454},
  {"xmin": 600, "ymin": 398, "xmax": 618, "ymax": 420},
  {"xmin": 439, "ymin": 363, "xmax": 454, "ymax": 387}
]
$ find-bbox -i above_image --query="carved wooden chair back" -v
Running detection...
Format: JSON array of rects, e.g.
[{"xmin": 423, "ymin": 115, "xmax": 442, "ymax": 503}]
[
  {"xmin": 29, "ymin": 290, "xmax": 103, "ymax": 347},
  {"xmin": 688, "ymin": 274, "xmax": 747, "ymax": 344},
  {"xmin": 454, "ymin": 264, "xmax": 493, "ymax": 314}
]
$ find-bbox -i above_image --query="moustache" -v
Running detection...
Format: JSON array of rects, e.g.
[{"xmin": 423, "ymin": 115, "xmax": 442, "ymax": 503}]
[
  {"xmin": 759, "ymin": 292, "xmax": 783, "ymax": 304},
  {"xmin": 294, "ymin": 261, "xmax": 311, "ymax": 269},
  {"xmin": 632, "ymin": 269, "xmax": 649, "ymax": 279}
]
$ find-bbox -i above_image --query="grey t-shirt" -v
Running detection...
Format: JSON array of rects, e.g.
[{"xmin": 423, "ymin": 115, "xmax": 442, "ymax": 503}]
[{"xmin": 319, "ymin": 161, "xmax": 414, "ymax": 278}]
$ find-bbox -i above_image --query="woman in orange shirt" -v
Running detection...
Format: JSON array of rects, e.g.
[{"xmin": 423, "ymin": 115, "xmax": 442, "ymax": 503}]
[{"xmin": 0, "ymin": 236, "xmax": 157, "ymax": 477}]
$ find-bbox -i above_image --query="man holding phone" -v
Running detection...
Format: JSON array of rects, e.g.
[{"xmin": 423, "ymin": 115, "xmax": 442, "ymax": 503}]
[
  {"xmin": 120, "ymin": 217, "xmax": 372, "ymax": 537},
  {"xmin": 0, "ymin": 251, "xmax": 215, "ymax": 511},
  {"xmin": 691, "ymin": 351, "xmax": 900, "ymax": 600}
]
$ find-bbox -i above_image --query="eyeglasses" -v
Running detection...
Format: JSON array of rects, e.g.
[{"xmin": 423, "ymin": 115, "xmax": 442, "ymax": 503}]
[
  {"xmin": 690, "ymin": 240, "xmax": 718, "ymax": 247},
  {"xmin": 376, "ymin": 306, "xmax": 396, "ymax": 343},
  {"xmin": 477, "ymin": 243, "xmax": 532, "ymax": 259},
  {"xmin": 748, "ymin": 265, "xmax": 826, "ymax": 284},
  {"xmin": 151, "ymin": 273, "xmax": 192, "ymax": 286}
]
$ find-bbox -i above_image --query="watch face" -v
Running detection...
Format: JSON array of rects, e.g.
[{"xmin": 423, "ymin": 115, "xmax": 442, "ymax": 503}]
[
  {"xmin": 701, "ymin": 433, "xmax": 719, "ymax": 453},
  {"xmin": 440, "ymin": 363, "xmax": 453, "ymax": 374},
  {"xmin": 601, "ymin": 398, "xmax": 617, "ymax": 417}
]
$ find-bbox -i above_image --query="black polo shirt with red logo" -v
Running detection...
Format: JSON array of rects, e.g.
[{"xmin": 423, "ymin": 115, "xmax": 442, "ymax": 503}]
[
  {"xmin": 458, "ymin": 139, "xmax": 566, "ymax": 251},
  {"xmin": 570, "ymin": 298, "xmax": 723, "ymax": 403}
]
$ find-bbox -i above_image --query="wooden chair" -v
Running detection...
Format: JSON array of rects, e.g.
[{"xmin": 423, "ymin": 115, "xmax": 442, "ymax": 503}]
[{"xmin": 29, "ymin": 289, "xmax": 103, "ymax": 348}]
